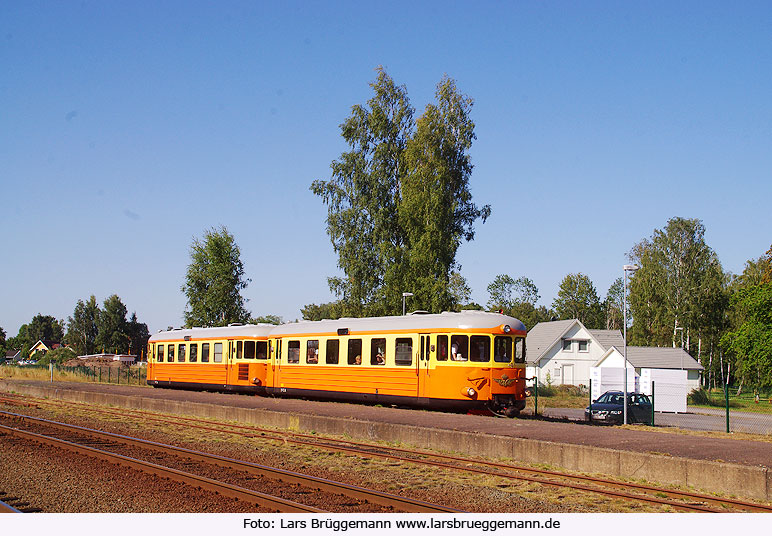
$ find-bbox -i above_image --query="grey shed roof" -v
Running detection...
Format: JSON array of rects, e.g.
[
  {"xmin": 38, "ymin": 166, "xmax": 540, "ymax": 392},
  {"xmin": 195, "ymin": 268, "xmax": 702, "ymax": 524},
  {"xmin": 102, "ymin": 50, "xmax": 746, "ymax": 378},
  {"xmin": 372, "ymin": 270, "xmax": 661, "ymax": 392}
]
[{"xmin": 611, "ymin": 346, "xmax": 704, "ymax": 371}]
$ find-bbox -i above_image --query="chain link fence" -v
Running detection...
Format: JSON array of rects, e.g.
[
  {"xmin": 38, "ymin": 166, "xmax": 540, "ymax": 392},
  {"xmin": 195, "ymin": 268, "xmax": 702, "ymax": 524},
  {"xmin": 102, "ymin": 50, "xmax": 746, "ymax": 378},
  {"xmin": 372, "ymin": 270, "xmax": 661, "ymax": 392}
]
[{"xmin": 526, "ymin": 376, "xmax": 772, "ymax": 435}]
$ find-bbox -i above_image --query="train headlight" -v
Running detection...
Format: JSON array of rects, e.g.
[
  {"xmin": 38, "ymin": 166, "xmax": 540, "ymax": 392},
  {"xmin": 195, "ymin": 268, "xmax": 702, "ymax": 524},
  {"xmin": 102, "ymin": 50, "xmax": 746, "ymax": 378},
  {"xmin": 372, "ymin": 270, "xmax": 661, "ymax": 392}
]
[
  {"xmin": 461, "ymin": 387, "xmax": 476, "ymax": 398},
  {"xmin": 501, "ymin": 324, "xmax": 511, "ymax": 333}
]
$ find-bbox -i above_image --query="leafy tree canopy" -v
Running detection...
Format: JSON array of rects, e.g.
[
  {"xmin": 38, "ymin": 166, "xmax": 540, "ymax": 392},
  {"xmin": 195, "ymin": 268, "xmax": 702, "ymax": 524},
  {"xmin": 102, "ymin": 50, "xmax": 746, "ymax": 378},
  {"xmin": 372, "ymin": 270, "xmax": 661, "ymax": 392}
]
[
  {"xmin": 310, "ymin": 68, "xmax": 489, "ymax": 317},
  {"xmin": 552, "ymin": 273, "xmax": 603, "ymax": 329},
  {"xmin": 182, "ymin": 226, "xmax": 251, "ymax": 327},
  {"xmin": 65, "ymin": 295, "xmax": 100, "ymax": 356},
  {"xmin": 628, "ymin": 217, "xmax": 726, "ymax": 350}
]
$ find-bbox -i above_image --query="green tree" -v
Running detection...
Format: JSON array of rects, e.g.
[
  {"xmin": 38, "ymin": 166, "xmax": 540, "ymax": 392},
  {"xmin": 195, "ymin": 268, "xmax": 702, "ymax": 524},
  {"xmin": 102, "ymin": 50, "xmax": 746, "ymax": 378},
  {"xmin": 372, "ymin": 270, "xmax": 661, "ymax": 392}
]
[
  {"xmin": 27, "ymin": 314, "xmax": 65, "ymax": 343},
  {"xmin": 126, "ymin": 312, "xmax": 150, "ymax": 359},
  {"xmin": 251, "ymin": 314, "xmax": 283, "ymax": 325},
  {"xmin": 182, "ymin": 226, "xmax": 251, "ymax": 327},
  {"xmin": 311, "ymin": 67, "xmax": 412, "ymax": 317},
  {"xmin": 0, "ymin": 325, "xmax": 6, "ymax": 357},
  {"xmin": 552, "ymin": 273, "xmax": 603, "ymax": 328},
  {"xmin": 96, "ymin": 295, "xmax": 130, "ymax": 353},
  {"xmin": 628, "ymin": 217, "xmax": 727, "ymax": 356},
  {"xmin": 448, "ymin": 271, "xmax": 472, "ymax": 311},
  {"xmin": 603, "ymin": 277, "xmax": 625, "ymax": 330},
  {"xmin": 486, "ymin": 274, "xmax": 550, "ymax": 330},
  {"xmin": 301, "ymin": 301, "xmax": 346, "ymax": 321},
  {"xmin": 721, "ymin": 282, "xmax": 772, "ymax": 391},
  {"xmin": 400, "ymin": 76, "xmax": 490, "ymax": 313},
  {"xmin": 65, "ymin": 295, "xmax": 101, "ymax": 355}
]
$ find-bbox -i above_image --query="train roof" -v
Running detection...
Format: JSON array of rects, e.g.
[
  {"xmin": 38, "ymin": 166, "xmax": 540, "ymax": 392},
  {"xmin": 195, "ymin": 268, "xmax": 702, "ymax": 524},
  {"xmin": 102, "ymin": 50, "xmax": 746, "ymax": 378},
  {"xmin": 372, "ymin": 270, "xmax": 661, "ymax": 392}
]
[
  {"xmin": 149, "ymin": 324, "xmax": 276, "ymax": 342},
  {"xmin": 268, "ymin": 311, "xmax": 526, "ymax": 336},
  {"xmin": 148, "ymin": 312, "xmax": 527, "ymax": 342}
]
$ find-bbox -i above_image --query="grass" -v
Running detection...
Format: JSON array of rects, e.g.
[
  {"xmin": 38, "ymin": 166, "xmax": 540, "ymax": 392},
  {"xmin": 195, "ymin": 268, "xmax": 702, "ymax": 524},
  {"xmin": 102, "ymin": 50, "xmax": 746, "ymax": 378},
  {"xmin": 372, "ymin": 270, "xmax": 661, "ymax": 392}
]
[{"xmin": 0, "ymin": 364, "xmax": 148, "ymax": 386}]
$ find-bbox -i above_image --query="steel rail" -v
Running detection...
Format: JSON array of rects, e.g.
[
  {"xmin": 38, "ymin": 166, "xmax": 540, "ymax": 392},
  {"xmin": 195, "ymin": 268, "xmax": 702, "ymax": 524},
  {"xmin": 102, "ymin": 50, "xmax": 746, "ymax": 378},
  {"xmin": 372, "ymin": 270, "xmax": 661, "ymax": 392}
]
[
  {"xmin": 5, "ymin": 394, "xmax": 770, "ymax": 512},
  {"xmin": 52, "ymin": 402, "xmax": 746, "ymax": 512},
  {"xmin": 0, "ymin": 499, "xmax": 22, "ymax": 513},
  {"xmin": 0, "ymin": 421, "xmax": 321, "ymax": 513},
  {"xmin": 0, "ymin": 411, "xmax": 459, "ymax": 514}
]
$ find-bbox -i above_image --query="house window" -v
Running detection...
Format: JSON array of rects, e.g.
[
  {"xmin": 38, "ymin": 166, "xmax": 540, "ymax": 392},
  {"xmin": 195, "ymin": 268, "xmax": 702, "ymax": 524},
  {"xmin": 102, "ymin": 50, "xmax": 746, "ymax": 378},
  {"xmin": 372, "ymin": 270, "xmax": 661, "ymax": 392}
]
[
  {"xmin": 578, "ymin": 340, "xmax": 589, "ymax": 352},
  {"xmin": 562, "ymin": 339, "xmax": 572, "ymax": 352}
]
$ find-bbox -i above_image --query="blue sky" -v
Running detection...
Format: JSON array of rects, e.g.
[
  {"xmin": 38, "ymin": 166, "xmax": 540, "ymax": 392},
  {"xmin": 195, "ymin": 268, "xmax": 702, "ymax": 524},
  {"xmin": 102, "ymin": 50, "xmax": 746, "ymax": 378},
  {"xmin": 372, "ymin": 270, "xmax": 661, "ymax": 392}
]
[{"xmin": 2, "ymin": 1, "xmax": 771, "ymax": 336}]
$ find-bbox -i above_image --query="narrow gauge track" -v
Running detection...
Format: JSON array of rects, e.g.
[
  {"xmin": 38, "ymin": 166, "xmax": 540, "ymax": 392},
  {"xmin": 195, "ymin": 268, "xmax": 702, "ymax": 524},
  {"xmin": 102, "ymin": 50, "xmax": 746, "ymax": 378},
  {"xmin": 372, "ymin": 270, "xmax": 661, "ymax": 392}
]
[
  {"xmin": 0, "ymin": 410, "xmax": 458, "ymax": 514},
  {"xmin": 4, "ymin": 393, "xmax": 770, "ymax": 513}
]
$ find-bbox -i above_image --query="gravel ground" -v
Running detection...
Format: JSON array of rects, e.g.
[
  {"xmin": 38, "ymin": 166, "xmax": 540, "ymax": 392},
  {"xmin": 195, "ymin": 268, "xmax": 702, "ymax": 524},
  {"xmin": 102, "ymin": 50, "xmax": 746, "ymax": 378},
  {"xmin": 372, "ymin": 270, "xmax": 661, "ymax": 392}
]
[{"xmin": 0, "ymin": 398, "xmax": 656, "ymax": 513}]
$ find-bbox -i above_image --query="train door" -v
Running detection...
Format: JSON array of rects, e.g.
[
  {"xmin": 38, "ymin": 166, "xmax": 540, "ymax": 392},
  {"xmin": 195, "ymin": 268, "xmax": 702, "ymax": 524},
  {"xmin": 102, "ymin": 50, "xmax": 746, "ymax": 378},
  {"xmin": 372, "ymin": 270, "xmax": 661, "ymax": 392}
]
[
  {"xmin": 418, "ymin": 334, "xmax": 431, "ymax": 398},
  {"xmin": 226, "ymin": 339, "xmax": 238, "ymax": 385}
]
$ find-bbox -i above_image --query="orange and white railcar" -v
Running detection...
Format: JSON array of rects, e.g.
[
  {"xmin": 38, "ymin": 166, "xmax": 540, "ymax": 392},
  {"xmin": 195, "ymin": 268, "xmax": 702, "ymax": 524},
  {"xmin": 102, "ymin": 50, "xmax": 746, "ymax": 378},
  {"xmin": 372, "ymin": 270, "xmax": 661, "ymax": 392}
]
[{"xmin": 147, "ymin": 311, "xmax": 527, "ymax": 417}]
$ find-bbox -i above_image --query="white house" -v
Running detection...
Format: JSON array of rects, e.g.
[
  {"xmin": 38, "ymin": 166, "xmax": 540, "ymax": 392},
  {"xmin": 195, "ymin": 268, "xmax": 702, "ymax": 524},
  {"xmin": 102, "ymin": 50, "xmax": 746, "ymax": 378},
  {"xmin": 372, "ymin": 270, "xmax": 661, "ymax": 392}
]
[
  {"xmin": 593, "ymin": 346, "xmax": 703, "ymax": 393},
  {"xmin": 526, "ymin": 319, "xmax": 624, "ymax": 387}
]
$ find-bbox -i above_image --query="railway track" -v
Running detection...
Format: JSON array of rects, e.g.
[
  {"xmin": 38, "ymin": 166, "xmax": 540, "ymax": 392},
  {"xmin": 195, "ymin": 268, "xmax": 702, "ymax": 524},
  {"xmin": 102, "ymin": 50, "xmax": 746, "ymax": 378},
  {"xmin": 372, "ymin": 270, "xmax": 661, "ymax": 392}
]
[
  {"xmin": 0, "ymin": 410, "xmax": 458, "ymax": 514},
  {"xmin": 3, "ymin": 393, "xmax": 771, "ymax": 513}
]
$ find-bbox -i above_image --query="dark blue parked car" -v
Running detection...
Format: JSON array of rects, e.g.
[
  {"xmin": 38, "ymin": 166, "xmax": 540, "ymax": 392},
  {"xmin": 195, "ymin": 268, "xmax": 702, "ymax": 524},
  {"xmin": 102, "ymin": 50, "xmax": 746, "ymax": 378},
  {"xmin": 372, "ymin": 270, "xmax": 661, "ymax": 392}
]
[{"xmin": 585, "ymin": 390, "xmax": 653, "ymax": 425}]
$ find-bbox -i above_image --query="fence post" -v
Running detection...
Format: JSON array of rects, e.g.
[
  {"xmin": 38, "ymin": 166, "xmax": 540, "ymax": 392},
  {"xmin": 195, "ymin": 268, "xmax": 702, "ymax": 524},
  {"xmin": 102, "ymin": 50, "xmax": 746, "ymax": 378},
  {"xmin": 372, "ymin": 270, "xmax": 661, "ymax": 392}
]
[
  {"xmin": 650, "ymin": 381, "xmax": 655, "ymax": 426},
  {"xmin": 108, "ymin": 367, "xmax": 111, "ymax": 384},
  {"xmin": 725, "ymin": 385, "xmax": 730, "ymax": 433},
  {"xmin": 534, "ymin": 379, "xmax": 539, "ymax": 416},
  {"xmin": 588, "ymin": 383, "xmax": 593, "ymax": 423},
  {"xmin": 49, "ymin": 363, "xmax": 53, "ymax": 383}
]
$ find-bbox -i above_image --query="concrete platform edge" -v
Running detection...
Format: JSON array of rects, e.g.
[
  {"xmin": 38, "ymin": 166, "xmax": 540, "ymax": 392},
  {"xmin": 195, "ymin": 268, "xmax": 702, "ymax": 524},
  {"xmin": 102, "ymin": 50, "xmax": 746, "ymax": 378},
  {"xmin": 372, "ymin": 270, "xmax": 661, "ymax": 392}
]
[{"xmin": 2, "ymin": 381, "xmax": 768, "ymax": 502}]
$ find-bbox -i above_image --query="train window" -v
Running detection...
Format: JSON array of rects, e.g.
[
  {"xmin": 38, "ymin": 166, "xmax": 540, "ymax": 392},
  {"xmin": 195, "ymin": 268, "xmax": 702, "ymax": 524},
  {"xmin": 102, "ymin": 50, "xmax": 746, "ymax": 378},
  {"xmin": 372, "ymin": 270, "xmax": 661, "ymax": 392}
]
[
  {"xmin": 515, "ymin": 337, "xmax": 525, "ymax": 363},
  {"xmin": 395, "ymin": 338, "xmax": 412, "ymax": 366},
  {"xmin": 201, "ymin": 343, "xmax": 210, "ymax": 363},
  {"xmin": 307, "ymin": 340, "xmax": 319, "ymax": 364},
  {"xmin": 326, "ymin": 339, "xmax": 339, "ymax": 364},
  {"xmin": 436, "ymin": 335, "xmax": 448, "ymax": 361},
  {"xmin": 189, "ymin": 343, "xmax": 198, "ymax": 363},
  {"xmin": 494, "ymin": 336, "xmax": 512, "ymax": 363},
  {"xmin": 288, "ymin": 340, "xmax": 300, "ymax": 363},
  {"xmin": 214, "ymin": 342, "xmax": 223, "ymax": 363},
  {"xmin": 348, "ymin": 339, "xmax": 362, "ymax": 365},
  {"xmin": 157, "ymin": 344, "xmax": 164, "ymax": 363},
  {"xmin": 256, "ymin": 341, "xmax": 267, "ymax": 360},
  {"xmin": 244, "ymin": 341, "xmax": 256, "ymax": 359},
  {"xmin": 450, "ymin": 335, "xmax": 468, "ymax": 361},
  {"xmin": 236, "ymin": 341, "xmax": 243, "ymax": 359},
  {"xmin": 370, "ymin": 338, "xmax": 386, "ymax": 365},
  {"xmin": 168, "ymin": 344, "xmax": 175, "ymax": 362},
  {"xmin": 178, "ymin": 344, "xmax": 186, "ymax": 362},
  {"xmin": 470, "ymin": 336, "xmax": 490, "ymax": 362}
]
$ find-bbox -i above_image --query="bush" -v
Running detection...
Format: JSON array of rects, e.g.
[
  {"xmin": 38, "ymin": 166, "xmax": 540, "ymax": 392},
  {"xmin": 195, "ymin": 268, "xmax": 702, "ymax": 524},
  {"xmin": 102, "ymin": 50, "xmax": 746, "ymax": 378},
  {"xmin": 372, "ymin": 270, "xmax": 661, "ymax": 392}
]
[
  {"xmin": 688, "ymin": 388, "xmax": 712, "ymax": 405},
  {"xmin": 36, "ymin": 347, "xmax": 77, "ymax": 366}
]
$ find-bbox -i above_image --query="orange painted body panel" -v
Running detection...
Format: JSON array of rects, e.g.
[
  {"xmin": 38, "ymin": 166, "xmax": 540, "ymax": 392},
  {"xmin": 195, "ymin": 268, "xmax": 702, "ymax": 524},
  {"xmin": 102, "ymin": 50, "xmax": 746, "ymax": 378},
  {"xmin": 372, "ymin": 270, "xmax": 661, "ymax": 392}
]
[{"xmin": 149, "ymin": 362, "xmax": 228, "ymax": 385}]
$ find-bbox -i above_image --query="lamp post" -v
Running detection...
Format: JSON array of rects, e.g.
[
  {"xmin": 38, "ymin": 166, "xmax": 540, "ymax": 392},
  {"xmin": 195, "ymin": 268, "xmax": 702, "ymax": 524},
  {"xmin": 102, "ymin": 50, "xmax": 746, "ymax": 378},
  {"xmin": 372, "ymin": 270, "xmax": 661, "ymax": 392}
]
[
  {"xmin": 623, "ymin": 264, "xmax": 639, "ymax": 425},
  {"xmin": 402, "ymin": 292, "xmax": 414, "ymax": 316},
  {"xmin": 675, "ymin": 326, "xmax": 684, "ymax": 369}
]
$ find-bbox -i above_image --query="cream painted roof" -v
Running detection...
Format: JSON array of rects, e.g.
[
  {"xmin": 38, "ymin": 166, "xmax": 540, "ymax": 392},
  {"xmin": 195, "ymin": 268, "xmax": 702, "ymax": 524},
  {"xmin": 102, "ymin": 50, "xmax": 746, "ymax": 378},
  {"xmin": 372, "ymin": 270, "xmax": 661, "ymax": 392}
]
[
  {"xmin": 269, "ymin": 311, "xmax": 526, "ymax": 336},
  {"xmin": 149, "ymin": 324, "xmax": 276, "ymax": 342}
]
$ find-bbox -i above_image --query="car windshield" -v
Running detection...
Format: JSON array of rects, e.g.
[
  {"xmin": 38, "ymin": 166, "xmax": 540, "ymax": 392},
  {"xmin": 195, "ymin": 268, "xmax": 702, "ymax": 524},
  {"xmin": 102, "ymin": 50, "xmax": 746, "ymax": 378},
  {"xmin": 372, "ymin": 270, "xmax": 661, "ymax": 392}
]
[{"xmin": 597, "ymin": 393, "xmax": 623, "ymax": 404}]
